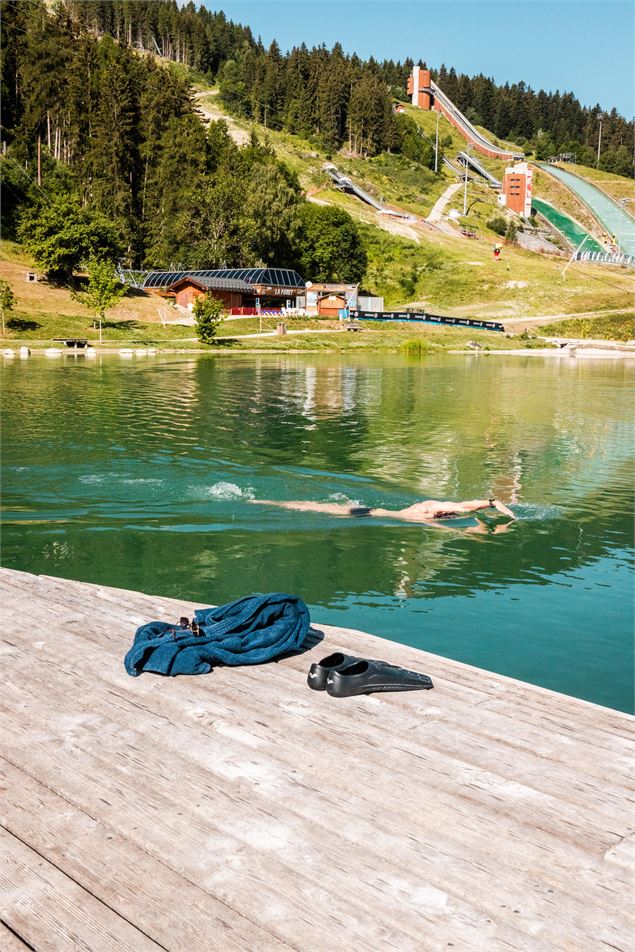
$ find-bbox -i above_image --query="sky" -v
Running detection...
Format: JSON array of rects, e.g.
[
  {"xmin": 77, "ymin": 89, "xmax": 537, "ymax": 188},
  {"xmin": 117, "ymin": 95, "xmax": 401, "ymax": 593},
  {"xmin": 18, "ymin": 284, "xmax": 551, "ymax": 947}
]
[{"xmin": 207, "ymin": 0, "xmax": 635, "ymax": 117}]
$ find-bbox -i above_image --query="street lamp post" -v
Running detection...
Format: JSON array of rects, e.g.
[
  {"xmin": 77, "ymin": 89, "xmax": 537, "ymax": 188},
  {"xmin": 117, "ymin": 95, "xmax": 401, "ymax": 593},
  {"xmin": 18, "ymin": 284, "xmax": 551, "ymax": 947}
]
[
  {"xmin": 434, "ymin": 109, "xmax": 439, "ymax": 173},
  {"xmin": 596, "ymin": 116, "xmax": 603, "ymax": 168},
  {"xmin": 463, "ymin": 144, "xmax": 470, "ymax": 216}
]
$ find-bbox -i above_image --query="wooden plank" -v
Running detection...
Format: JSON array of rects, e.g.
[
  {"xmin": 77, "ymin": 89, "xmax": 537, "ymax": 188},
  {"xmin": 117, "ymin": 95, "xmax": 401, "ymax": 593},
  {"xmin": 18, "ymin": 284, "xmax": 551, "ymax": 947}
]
[
  {"xmin": 0, "ymin": 760, "xmax": 290, "ymax": 952},
  {"xmin": 0, "ymin": 827, "xmax": 164, "ymax": 952},
  {"xmin": 8, "ymin": 593, "xmax": 633, "ymax": 850},
  {"xmin": 26, "ymin": 569, "xmax": 635, "ymax": 731},
  {"xmin": 10, "ymin": 597, "xmax": 635, "ymax": 830},
  {"xmin": 0, "ymin": 635, "xmax": 630, "ymax": 950},
  {"xmin": 7, "ymin": 568, "xmax": 633, "ymax": 777},
  {"xmin": 2, "ymin": 572, "xmax": 632, "ymax": 876},
  {"xmin": 0, "ymin": 920, "xmax": 34, "ymax": 952},
  {"xmin": 0, "ymin": 568, "xmax": 632, "ymax": 952},
  {"xmin": 0, "ymin": 694, "xmax": 523, "ymax": 952}
]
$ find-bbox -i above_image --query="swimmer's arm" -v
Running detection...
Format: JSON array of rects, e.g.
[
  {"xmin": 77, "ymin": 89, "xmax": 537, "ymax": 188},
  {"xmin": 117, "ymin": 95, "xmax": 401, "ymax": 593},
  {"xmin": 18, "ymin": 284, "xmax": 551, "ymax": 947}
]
[
  {"xmin": 491, "ymin": 499, "xmax": 515, "ymax": 519},
  {"xmin": 250, "ymin": 499, "xmax": 356, "ymax": 516}
]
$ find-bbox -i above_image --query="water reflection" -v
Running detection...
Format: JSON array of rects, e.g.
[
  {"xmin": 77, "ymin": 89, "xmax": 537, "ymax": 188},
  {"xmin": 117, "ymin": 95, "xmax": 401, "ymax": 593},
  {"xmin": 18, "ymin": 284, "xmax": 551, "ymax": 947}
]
[{"xmin": 2, "ymin": 354, "xmax": 633, "ymax": 711}]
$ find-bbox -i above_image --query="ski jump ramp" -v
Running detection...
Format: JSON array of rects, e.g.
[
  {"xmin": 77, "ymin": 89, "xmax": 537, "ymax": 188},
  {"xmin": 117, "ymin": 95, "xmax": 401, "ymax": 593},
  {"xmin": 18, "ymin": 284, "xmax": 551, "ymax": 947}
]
[
  {"xmin": 456, "ymin": 151, "xmax": 501, "ymax": 188},
  {"xmin": 325, "ymin": 165, "xmax": 416, "ymax": 220},
  {"xmin": 539, "ymin": 163, "xmax": 635, "ymax": 257},
  {"xmin": 408, "ymin": 66, "xmax": 523, "ymax": 162},
  {"xmin": 429, "ymin": 81, "xmax": 524, "ymax": 162}
]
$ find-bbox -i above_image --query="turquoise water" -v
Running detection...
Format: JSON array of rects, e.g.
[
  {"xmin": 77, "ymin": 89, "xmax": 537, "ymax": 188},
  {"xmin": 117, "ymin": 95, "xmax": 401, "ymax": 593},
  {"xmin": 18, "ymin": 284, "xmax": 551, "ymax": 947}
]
[
  {"xmin": 539, "ymin": 164, "xmax": 635, "ymax": 255},
  {"xmin": 2, "ymin": 353, "xmax": 634, "ymax": 712}
]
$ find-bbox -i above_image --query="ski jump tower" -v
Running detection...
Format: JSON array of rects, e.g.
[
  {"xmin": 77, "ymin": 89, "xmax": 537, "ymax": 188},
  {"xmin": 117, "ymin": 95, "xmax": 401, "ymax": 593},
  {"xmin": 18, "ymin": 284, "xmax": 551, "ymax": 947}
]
[{"xmin": 407, "ymin": 65, "xmax": 523, "ymax": 161}]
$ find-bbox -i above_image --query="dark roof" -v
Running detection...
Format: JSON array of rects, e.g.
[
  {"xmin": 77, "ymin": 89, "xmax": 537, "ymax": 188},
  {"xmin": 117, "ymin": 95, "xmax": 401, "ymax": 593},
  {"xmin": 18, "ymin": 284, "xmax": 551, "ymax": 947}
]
[
  {"xmin": 169, "ymin": 275, "xmax": 253, "ymax": 293},
  {"xmin": 144, "ymin": 268, "xmax": 306, "ymax": 290}
]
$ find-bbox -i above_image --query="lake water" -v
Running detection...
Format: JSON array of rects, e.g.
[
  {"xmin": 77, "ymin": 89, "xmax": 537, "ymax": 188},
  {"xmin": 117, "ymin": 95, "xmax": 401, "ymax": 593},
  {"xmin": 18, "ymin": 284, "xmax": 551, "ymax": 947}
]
[{"xmin": 2, "ymin": 353, "xmax": 633, "ymax": 712}]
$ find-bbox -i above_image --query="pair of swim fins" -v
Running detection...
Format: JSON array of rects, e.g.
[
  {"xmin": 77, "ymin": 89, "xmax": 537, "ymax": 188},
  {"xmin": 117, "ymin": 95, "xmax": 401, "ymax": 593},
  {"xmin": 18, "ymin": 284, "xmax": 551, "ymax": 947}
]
[{"xmin": 308, "ymin": 651, "xmax": 434, "ymax": 698}]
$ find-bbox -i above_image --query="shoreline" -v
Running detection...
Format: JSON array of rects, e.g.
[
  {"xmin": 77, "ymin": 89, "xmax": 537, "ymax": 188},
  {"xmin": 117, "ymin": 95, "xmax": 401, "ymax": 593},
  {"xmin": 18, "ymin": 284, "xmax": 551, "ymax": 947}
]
[{"xmin": 4, "ymin": 344, "xmax": 635, "ymax": 358}]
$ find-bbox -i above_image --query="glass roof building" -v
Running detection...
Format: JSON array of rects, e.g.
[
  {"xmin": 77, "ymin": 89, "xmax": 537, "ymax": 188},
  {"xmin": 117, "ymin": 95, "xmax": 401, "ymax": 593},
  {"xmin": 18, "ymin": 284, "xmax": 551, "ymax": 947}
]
[{"xmin": 143, "ymin": 268, "xmax": 306, "ymax": 291}]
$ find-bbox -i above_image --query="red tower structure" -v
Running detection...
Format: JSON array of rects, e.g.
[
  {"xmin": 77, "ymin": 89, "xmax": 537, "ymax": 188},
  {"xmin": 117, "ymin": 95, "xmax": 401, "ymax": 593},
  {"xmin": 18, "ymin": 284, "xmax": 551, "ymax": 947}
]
[{"xmin": 407, "ymin": 66, "xmax": 433, "ymax": 109}]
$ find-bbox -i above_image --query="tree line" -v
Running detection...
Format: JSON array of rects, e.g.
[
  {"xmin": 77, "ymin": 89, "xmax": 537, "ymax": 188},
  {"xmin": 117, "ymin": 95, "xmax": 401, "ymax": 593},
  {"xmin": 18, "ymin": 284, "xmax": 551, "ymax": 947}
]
[
  {"xmin": 37, "ymin": 0, "xmax": 630, "ymax": 173},
  {"xmin": 426, "ymin": 65, "xmax": 633, "ymax": 176},
  {"xmin": 1, "ymin": 0, "xmax": 367, "ymax": 281},
  {"xmin": 1, "ymin": 0, "xmax": 632, "ymax": 285}
]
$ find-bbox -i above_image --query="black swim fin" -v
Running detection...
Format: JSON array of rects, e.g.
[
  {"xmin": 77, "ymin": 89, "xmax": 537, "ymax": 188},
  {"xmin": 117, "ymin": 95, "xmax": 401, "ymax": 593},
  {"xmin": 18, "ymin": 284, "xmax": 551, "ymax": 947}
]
[
  {"xmin": 326, "ymin": 659, "xmax": 434, "ymax": 698},
  {"xmin": 307, "ymin": 652, "xmax": 360, "ymax": 691}
]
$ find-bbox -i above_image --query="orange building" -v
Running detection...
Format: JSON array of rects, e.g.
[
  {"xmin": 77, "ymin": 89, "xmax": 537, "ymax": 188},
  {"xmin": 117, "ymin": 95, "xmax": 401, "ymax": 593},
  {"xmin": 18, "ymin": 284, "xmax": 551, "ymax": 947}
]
[
  {"xmin": 498, "ymin": 162, "xmax": 533, "ymax": 217},
  {"xmin": 168, "ymin": 275, "xmax": 250, "ymax": 311},
  {"xmin": 407, "ymin": 66, "xmax": 432, "ymax": 109},
  {"xmin": 143, "ymin": 268, "xmax": 307, "ymax": 313}
]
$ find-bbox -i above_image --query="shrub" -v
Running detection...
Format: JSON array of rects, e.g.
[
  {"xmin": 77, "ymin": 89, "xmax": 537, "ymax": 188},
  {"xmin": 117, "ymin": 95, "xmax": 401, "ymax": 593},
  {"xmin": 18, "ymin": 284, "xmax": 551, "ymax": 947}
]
[
  {"xmin": 487, "ymin": 216, "xmax": 508, "ymax": 237},
  {"xmin": 0, "ymin": 279, "xmax": 16, "ymax": 336},
  {"xmin": 400, "ymin": 338, "xmax": 435, "ymax": 357},
  {"xmin": 193, "ymin": 293, "xmax": 223, "ymax": 344},
  {"xmin": 505, "ymin": 220, "xmax": 519, "ymax": 242}
]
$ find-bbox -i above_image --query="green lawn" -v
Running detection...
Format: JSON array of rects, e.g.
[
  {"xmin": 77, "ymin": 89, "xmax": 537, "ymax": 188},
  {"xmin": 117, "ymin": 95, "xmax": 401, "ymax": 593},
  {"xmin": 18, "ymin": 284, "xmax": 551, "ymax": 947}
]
[
  {"xmin": 221, "ymin": 323, "xmax": 538, "ymax": 353},
  {"xmin": 359, "ymin": 224, "xmax": 635, "ymax": 316},
  {"xmin": 5, "ymin": 306, "xmax": 634, "ymax": 351},
  {"xmin": 2, "ymin": 311, "xmax": 198, "ymax": 345},
  {"xmin": 537, "ymin": 312, "xmax": 635, "ymax": 342}
]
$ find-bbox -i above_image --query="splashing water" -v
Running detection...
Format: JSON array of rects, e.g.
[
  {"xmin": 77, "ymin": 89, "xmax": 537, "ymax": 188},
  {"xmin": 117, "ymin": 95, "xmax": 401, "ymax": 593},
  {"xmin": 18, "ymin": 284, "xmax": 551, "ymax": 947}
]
[
  {"xmin": 206, "ymin": 481, "xmax": 255, "ymax": 500},
  {"xmin": 328, "ymin": 492, "xmax": 361, "ymax": 505}
]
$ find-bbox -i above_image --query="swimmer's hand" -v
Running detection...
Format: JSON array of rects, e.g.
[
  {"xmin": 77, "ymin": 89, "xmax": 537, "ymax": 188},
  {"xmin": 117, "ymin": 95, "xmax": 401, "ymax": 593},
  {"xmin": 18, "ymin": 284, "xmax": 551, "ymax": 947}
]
[
  {"xmin": 491, "ymin": 499, "xmax": 515, "ymax": 519},
  {"xmin": 465, "ymin": 517, "xmax": 513, "ymax": 536}
]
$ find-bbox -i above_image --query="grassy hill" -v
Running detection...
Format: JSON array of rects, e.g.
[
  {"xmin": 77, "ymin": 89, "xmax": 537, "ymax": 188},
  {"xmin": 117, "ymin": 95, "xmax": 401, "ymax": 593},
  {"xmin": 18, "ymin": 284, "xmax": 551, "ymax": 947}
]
[
  {"xmin": 2, "ymin": 77, "xmax": 634, "ymax": 349},
  {"xmin": 2, "ymin": 230, "xmax": 633, "ymax": 349},
  {"xmin": 191, "ymin": 85, "xmax": 633, "ymax": 315}
]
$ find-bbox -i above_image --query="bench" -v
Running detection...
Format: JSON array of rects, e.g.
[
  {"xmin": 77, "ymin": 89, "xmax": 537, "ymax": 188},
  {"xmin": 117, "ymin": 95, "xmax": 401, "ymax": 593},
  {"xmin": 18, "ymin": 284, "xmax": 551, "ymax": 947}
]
[
  {"xmin": 345, "ymin": 322, "xmax": 362, "ymax": 332},
  {"xmin": 53, "ymin": 339, "xmax": 90, "ymax": 349}
]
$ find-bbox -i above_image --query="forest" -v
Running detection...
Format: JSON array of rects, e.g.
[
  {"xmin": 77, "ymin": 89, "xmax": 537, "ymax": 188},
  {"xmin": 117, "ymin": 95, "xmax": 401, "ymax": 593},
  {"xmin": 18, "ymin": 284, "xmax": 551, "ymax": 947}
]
[
  {"xmin": 1, "ymin": 0, "xmax": 632, "ymax": 279},
  {"xmin": 1, "ymin": 0, "xmax": 368, "ymax": 276},
  {"xmin": 30, "ymin": 0, "xmax": 633, "ymax": 172}
]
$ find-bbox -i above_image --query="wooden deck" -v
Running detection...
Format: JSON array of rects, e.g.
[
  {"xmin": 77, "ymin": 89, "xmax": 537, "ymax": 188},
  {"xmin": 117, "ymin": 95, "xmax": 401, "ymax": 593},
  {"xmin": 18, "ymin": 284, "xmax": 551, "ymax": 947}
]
[{"xmin": 0, "ymin": 567, "xmax": 633, "ymax": 952}]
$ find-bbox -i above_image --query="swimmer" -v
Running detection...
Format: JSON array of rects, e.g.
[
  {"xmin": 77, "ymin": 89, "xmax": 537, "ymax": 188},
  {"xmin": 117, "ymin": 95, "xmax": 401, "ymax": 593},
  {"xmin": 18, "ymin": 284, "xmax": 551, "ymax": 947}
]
[{"xmin": 251, "ymin": 496, "xmax": 515, "ymax": 525}]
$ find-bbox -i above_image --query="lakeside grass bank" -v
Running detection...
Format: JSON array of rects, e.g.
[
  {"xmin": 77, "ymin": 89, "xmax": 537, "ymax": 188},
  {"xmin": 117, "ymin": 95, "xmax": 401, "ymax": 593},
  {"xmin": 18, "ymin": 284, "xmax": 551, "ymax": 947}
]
[
  {"xmin": 4, "ymin": 297, "xmax": 634, "ymax": 353},
  {"xmin": 2, "ymin": 236, "xmax": 633, "ymax": 352},
  {"xmin": 3, "ymin": 311, "xmax": 635, "ymax": 353}
]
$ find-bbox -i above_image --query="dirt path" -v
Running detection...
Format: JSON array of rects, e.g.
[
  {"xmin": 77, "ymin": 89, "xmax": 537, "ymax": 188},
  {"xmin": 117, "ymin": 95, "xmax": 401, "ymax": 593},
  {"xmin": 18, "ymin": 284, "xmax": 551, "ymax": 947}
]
[
  {"xmin": 426, "ymin": 182, "xmax": 462, "ymax": 223},
  {"xmin": 192, "ymin": 90, "xmax": 250, "ymax": 145}
]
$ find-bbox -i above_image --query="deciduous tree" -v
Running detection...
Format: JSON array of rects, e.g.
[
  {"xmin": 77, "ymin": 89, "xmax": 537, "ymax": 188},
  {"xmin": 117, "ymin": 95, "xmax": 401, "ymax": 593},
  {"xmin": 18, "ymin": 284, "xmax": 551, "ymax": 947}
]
[
  {"xmin": 290, "ymin": 204, "xmax": 367, "ymax": 283},
  {"xmin": 71, "ymin": 257, "xmax": 127, "ymax": 342},
  {"xmin": 193, "ymin": 292, "xmax": 223, "ymax": 344},
  {"xmin": 17, "ymin": 195, "xmax": 123, "ymax": 282},
  {"xmin": 0, "ymin": 279, "xmax": 16, "ymax": 336}
]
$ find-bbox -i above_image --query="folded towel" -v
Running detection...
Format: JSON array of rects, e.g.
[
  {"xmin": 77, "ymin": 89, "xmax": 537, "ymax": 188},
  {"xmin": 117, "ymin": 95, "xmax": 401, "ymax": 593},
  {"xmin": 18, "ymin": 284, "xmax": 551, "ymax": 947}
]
[{"xmin": 124, "ymin": 592, "xmax": 310, "ymax": 677}]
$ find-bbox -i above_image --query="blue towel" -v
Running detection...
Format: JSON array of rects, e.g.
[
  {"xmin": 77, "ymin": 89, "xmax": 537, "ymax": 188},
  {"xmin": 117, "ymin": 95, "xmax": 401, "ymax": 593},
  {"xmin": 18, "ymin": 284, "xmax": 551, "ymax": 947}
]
[{"xmin": 124, "ymin": 592, "xmax": 310, "ymax": 677}]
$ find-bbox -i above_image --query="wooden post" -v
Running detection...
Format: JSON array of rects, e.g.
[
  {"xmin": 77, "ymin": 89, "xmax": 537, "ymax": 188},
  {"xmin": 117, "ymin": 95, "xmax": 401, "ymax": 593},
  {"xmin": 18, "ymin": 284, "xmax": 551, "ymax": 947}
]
[{"xmin": 37, "ymin": 136, "xmax": 41, "ymax": 186}]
